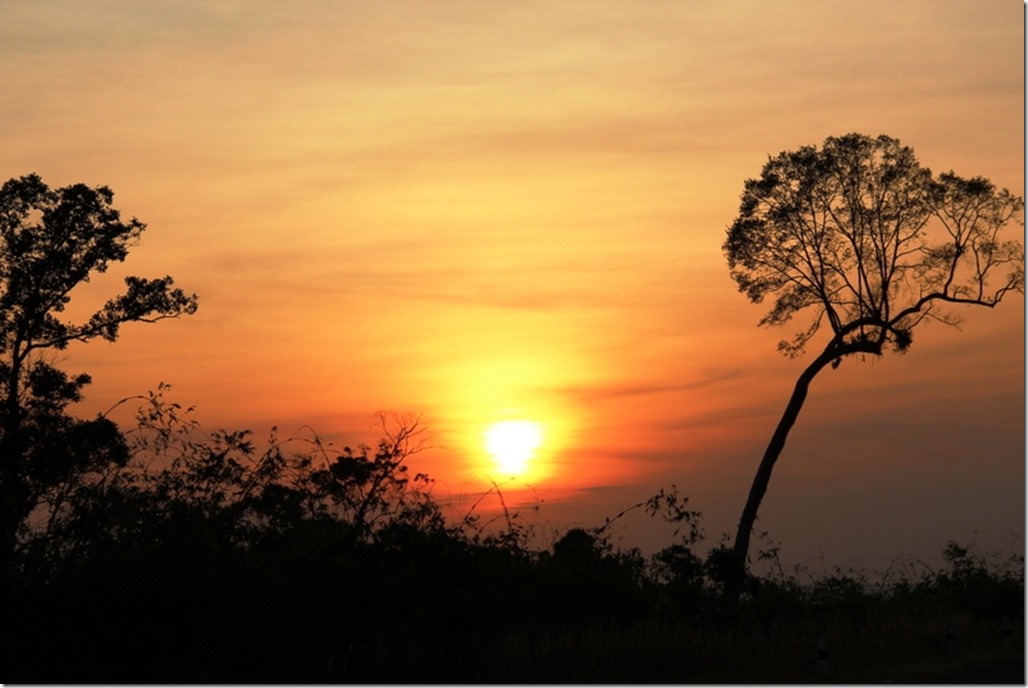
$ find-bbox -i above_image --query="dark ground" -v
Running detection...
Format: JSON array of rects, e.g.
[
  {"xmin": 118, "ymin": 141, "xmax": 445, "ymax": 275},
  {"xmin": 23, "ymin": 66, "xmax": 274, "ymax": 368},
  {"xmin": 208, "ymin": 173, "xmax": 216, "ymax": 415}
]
[{"xmin": 937, "ymin": 657, "xmax": 1025, "ymax": 684}]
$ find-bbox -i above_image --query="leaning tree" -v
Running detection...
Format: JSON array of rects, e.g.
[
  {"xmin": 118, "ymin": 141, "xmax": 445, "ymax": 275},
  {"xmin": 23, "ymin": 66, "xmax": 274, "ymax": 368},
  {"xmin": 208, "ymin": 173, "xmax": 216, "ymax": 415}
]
[
  {"xmin": 0, "ymin": 174, "xmax": 198, "ymax": 578},
  {"xmin": 723, "ymin": 133, "xmax": 1024, "ymax": 586}
]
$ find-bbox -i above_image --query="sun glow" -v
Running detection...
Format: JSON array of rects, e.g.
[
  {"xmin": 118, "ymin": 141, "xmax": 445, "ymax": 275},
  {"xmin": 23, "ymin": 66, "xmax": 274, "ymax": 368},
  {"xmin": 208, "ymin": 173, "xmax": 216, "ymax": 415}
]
[{"xmin": 484, "ymin": 420, "xmax": 543, "ymax": 477}]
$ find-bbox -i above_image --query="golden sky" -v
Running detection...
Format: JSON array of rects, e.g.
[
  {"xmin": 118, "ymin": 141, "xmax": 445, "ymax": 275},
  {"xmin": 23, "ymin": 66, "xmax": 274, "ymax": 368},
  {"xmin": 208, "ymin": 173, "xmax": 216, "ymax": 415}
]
[{"xmin": 2, "ymin": 0, "xmax": 1023, "ymax": 570}]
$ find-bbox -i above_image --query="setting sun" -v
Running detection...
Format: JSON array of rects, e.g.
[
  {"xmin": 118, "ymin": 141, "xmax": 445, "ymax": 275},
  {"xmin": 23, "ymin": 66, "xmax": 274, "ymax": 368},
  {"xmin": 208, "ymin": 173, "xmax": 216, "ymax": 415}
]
[{"xmin": 484, "ymin": 420, "xmax": 543, "ymax": 477}]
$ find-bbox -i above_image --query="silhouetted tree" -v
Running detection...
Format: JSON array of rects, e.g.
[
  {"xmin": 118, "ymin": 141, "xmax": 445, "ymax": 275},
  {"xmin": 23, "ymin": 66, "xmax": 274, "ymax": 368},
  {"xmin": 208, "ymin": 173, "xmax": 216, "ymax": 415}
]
[
  {"xmin": 0, "ymin": 174, "xmax": 198, "ymax": 579},
  {"xmin": 723, "ymin": 133, "xmax": 1024, "ymax": 590}
]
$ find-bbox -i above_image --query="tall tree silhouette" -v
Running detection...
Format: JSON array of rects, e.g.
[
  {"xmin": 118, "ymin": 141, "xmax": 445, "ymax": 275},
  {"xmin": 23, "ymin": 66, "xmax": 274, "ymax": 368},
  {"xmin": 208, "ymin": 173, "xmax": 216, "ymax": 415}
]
[
  {"xmin": 0, "ymin": 174, "xmax": 198, "ymax": 579},
  {"xmin": 723, "ymin": 133, "xmax": 1023, "ymax": 589}
]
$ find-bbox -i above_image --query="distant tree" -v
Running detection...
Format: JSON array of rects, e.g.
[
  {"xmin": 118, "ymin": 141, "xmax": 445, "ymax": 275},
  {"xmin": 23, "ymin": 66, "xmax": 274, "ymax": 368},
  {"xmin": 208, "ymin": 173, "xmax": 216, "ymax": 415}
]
[
  {"xmin": 723, "ymin": 133, "xmax": 1024, "ymax": 590},
  {"xmin": 0, "ymin": 173, "xmax": 198, "ymax": 579}
]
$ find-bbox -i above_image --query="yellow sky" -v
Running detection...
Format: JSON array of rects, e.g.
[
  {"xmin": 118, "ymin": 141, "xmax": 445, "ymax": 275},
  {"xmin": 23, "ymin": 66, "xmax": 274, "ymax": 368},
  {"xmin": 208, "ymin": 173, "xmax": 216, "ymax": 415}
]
[{"xmin": 2, "ymin": 0, "xmax": 1023, "ymax": 569}]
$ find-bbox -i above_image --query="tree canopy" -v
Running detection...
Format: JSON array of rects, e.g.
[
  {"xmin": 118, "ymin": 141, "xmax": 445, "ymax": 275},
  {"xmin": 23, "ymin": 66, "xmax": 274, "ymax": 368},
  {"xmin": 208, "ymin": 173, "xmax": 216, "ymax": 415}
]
[
  {"xmin": 722, "ymin": 134, "xmax": 1024, "ymax": 589},
  {"xmin": 725, "ymin": 133, "xmax": 1023, "ymax": 361},
  {"xmin": 0, "ymin": 173, "xmax": 198, "ymax": 576}
]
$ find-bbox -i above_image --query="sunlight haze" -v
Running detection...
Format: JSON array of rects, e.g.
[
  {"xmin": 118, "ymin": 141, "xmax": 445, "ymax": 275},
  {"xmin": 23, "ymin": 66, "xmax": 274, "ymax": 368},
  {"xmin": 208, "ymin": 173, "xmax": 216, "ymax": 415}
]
[{"xmin": 485, "ymin": 420, "xmax": 544, "ymax": 478}]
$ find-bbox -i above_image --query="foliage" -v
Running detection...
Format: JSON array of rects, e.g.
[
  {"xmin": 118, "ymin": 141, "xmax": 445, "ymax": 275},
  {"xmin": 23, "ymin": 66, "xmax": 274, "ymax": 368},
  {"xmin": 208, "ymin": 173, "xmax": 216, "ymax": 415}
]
[
  {"xmin": 2, "ymin": 384, "xmax": 1022, "ymax": 682},
  {"xmin": 724, "ymin": 132, "xmax": 1023, "ymax": 359},
  {"xmin": 0, "ymin": 174, "xmax": 197, "ymax": 577},
  {"xmin": 23, "ymin": 388, "xmax": 446, "ymax": 571},
  {"xmin": 721, "ymin": 134, "xmax": 1024, "ymax": 585},
  {"xmin": 6, "ymin": 400, "xmax": 1022, "ymax": 683},
  {"xmin": 7, "ymin": 379, "xmax": 1021, "ymax": 683}
]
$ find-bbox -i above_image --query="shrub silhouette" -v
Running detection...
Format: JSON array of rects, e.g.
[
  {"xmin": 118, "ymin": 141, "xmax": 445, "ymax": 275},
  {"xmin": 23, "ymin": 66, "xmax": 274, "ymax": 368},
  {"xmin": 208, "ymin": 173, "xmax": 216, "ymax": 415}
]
[
  {"xmin": 0, "ymin": 175, "xmax": 198, "ymax": 581},
  {"xmin": 4, "ymin": 387, "xmax": 1023, "ymax": 682}
]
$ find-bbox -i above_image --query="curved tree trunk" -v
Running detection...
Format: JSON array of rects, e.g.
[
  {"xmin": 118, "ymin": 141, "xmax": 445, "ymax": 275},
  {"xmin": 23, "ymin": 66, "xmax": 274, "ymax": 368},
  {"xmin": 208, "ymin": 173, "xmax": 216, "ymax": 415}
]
[{"xmin": 728, "ymin": 346, "xmax": 840, "ymax": 595}]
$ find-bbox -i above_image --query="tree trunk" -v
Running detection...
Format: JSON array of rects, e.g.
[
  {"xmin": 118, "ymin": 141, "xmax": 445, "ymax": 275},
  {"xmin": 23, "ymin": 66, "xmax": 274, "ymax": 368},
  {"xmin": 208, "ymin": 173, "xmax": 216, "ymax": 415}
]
[
  {"xmin": 0, "ymin": 349, "xmax": 27, "ymax": 586},
  {"xmin": 728, "ymin": 346, "xmax": 840, "ymax": 596}
]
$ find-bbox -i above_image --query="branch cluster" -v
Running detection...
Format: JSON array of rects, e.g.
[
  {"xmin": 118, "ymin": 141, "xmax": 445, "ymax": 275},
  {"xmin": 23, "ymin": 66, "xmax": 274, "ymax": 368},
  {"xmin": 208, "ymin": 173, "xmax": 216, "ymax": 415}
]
[
  {"xmin": 0, "ymin": 174, "xmax": 199, "ymax": 567},
  {"xmin": 724, "ymin": 133, "xmax": 1024, "ymax": 359}
]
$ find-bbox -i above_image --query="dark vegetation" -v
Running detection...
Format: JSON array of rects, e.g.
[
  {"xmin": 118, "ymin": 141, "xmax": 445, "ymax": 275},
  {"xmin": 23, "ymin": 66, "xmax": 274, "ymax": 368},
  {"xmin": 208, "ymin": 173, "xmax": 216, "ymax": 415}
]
[
  {"xmin": 0, "ymin": 160, "xmax": 1023, "ymax": 683},
  {"xmin": 2, "ymin": 388, "xmax": 1023, "ymax": 683},
  {"xmin": 0, "ymin": 386, "xmax": 1023, "ymax": 682},
  {"xmin": 723, "ymin": 133, "xmax": 1024, "ymax": 589}
]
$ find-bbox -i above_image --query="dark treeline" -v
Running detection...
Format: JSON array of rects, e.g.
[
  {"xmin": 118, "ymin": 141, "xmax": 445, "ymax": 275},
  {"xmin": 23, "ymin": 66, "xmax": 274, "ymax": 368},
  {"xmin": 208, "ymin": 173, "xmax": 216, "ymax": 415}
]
[{"xmin": 3, "ymin": 387, "xmax": 1023, "ymax": 683}]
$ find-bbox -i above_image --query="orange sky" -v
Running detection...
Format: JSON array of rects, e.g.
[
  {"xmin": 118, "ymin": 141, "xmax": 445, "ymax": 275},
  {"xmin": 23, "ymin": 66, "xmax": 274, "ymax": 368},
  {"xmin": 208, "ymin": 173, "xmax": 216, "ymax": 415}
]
[{"xmin": 2, "ymin": 0, "xmax": 1023, "ymax": 572}]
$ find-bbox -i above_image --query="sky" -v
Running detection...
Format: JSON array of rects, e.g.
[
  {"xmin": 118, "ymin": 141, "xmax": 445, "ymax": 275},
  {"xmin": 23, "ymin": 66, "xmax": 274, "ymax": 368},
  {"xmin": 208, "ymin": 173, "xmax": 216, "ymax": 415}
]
[{"xmin": 1, "ymin": 0, "xmax": 1024, "ymax": 573}]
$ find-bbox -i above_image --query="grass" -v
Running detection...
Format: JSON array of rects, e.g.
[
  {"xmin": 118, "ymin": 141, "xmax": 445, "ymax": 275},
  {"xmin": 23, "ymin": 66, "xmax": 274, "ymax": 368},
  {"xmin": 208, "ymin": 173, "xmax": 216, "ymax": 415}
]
[{"xmin": 314, "ymin": 606, "xmax": 1022, "ymax": 683}]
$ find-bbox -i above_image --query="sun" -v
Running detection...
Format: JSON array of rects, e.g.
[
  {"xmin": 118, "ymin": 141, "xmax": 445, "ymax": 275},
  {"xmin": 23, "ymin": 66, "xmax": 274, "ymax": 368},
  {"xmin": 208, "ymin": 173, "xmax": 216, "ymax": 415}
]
[{"xmin": 484, "ymin": 420, "xmax": 543, "ymax": 476}]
